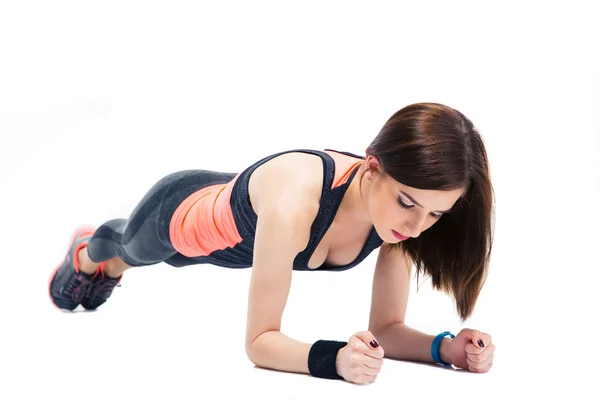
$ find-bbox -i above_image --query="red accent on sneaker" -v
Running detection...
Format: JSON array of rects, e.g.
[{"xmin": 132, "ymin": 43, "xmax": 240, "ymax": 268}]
[{"xmin": 48, "ymin": 225, "xmax": 97, "ymax": 311}]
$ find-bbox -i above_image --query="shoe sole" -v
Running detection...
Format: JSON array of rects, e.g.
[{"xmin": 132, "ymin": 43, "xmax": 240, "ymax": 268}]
[{"xmin": 48, "ymin": 224, "xmax": 97, "ymax": 311}]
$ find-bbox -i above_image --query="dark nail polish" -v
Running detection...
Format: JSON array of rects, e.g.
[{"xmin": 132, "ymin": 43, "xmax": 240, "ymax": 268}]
[
  {"xmin": 370, "ymin": 340, "xmax": 379, "ymax": 348},
  {"xmin": 477, "ymin": 340, "xmax": 484, "ymax": 348}
]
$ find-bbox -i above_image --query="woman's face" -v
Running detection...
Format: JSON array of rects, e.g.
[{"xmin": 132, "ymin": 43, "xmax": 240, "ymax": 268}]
[{"xmin": 363, "ymin": 156, "xmax": 464, "ymax": 243}]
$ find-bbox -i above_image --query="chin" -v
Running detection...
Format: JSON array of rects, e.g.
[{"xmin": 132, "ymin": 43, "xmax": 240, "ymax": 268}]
[{"xmin": 384, "ymin": 238, "xmax": 404, "ymax": 246}]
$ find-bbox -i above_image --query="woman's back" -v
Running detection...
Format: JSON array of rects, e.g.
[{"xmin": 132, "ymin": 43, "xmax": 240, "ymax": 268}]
[{"xmin": 165, "ymin": 148, "xmax": 384, "ymax": 270}]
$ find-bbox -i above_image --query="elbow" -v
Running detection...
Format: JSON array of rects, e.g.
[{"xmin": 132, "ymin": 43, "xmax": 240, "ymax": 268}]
[
  {"xmin": 245, "ymin": 336, "xmax": 257, "ymax": 364},
  {"xmin": 244, "ymin": 331, "xmax": 265, "ymax": 365},
  {"xmin": 369, "ymin": 320, "xmax": 404, "ymax": 337},
  {"xmin": 245, "ymin": 330, "xmax": 278, "ymax": 366}
]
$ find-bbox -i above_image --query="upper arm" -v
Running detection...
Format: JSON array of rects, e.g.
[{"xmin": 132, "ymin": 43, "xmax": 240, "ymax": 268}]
[
  {"xmin": 244, "ymin": 212, "xmax": 303, "ymax": 353},
  {"xmin": 368, "ymin": 243, "xmax": 413, "ymax": 332},
  {"xmin": 244, "ymin": 159, "xmax": 321, "ymax": 352}
]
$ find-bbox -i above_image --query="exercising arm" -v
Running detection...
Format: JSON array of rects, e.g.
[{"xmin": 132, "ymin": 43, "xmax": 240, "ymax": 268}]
[
  {"xmin": 244, "ymin": 209, "xmax": 313, "ymax": 373},
  {"xmin": 244, "ymin": 156, "xmax": 321, "ymax": 374},
  {"xmin": 368, "ymin": 243, "xmax": 446, "ymax": 362},
  {"xmin": 368, "ymin": 243, "xmax": 495, "ymax": 372},
  {"xmin": 243, "ymin": 154, "xmax": 386, "ymax": 382}
]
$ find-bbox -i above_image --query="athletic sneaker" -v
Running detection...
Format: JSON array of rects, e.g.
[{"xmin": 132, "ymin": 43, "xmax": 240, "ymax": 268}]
[
  {"xmin": 81, "ymin": 264, "xmax": 121, "ymax": 310},
  {"xmin": 48, "ymin": 225, "xmax": 106, "ymax": 311}
]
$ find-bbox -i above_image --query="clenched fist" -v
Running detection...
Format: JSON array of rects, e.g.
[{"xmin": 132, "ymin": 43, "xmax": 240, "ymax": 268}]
[
  {"xmin": 336, "ymin": 331, "xmax": 385, "ymax": 384},
  {"xmin": 443, "ymin": 328, "xmax": 495, "ymax": 373}
]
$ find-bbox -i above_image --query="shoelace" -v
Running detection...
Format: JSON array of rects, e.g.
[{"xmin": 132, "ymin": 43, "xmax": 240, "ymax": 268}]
[
  {"xmin": 64, "ymin": 274, "xmax": 94, "ymax": 303},
  {"xmin": 87, "ymin": 263, "xmax": 121, "ymax": 299},
  {"xmin": 88, "ymin": 278, "xmax": 121, "ymax": 298}
]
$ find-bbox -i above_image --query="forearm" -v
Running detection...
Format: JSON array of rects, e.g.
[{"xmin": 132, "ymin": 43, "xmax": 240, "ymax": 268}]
[
  {"xmin": 247, "ymin": 331, "xmax": 313, "ymax": 374},
  {"xmin": 372, "ymin": 322, "xmax": 452, "ymax": 365}
]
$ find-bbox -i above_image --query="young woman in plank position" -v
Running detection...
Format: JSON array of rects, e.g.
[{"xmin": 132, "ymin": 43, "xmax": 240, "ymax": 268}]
[{"xmin": 49, "ymin": 102, "xmax": 496, "ymax": 384}]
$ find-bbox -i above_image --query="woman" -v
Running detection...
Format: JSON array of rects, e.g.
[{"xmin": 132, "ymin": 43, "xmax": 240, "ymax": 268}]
[{"xmin": 49, "ymin": 102, "xmax": 496, "ymax": 384}]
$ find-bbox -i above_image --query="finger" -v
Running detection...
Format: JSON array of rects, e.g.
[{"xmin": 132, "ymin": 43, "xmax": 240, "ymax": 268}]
[
  {"xmin": 348, "ymin": 336, "xmax": 379, "ymax": 358},
  {"xmin": 361, "ymin": 365, "xmax": 381, "ymax": 376},
  {"xmin": 469, "ymin": 329, "xmax": 486, "ymax": 350},
  {"xmin": 361, "ymin": 372, "xmax": 378, "ymax": 383},
  {"xmin": 352, "ymin": 372, "xmax": 376, "ymax": 385},
  {"xmin": 467, "ymin": 344, "xmax": 496, "ymax": 363},
  {"xmin": 363, "ymin": 348, "xmax": 386, "ymax": 360},
  {"xmin": 353, "ymin": 331, "xmax": 380, "ymax": 349},
  {"xmin": 468, "ymin": 360, "xmax": 493, "ymax": 373},
  {"xmin": 465, "ymin": 337, "xmax": 494, "ymax": 355},
  {"xmin": 467, "ymin": 355, "xmax": 493, "ymax": 372},
  {"xmin": 467, "ymin": 351, "xmax": 493, "ymax": 364},
  {"xmin": 465, "ymin": 342, "xmax": 485, "ymax": 355},
  {"xmin": 353, "ymin": 331, "xmax": 384, "ymax": 357},
  {"xmin": 356, "ymin": 374, "xmax": 377, "ymax": 385},
  {"xmin": 362, "ymin": 357, "xmax": 384, "ymax": 369},
  {"xmin": 470, "ymin": 330, "xmax": 492, "ymax": 348},
  {"xmin": 351, "ymin": 334, "xmax": 385, "ymax": 359}
]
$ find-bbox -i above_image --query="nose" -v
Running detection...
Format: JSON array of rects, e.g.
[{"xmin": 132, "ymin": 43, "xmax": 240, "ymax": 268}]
[
  {"xmin": 405, "ymin": 213, "xmax": 428, "ymax": 238},
  {"xmin": 406, "ymin": 227, "xmax": 421, "ymax": 239}
]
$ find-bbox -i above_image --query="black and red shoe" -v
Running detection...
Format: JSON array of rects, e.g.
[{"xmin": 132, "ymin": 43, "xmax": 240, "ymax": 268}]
[
  {"xmin": 81, "ymin": 264, "xmax": 122, "ymax": 310},
  {"xmin": 48, "ymin": 225, "xmax": 107, "ymax": 311}
]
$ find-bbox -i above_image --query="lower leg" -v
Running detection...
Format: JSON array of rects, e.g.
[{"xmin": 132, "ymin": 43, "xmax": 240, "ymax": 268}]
[{"xmin": 78, "ymin": 247, "xmax": 133, "ymax": 278}]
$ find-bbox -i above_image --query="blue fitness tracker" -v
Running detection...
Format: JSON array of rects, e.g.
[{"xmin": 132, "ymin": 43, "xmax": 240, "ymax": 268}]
[{"xmin": 431, "ymin": 331, "xmax": 455, "ymax": 366}]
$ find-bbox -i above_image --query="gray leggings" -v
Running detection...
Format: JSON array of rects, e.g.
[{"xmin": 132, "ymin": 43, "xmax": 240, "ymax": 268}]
[{"xmin": 86, "ymin": 169, "xmax": 237, "ymax": 267}]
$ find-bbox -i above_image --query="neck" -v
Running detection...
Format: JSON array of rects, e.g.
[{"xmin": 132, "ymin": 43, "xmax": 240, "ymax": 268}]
[{"xmin": 340, "ymin": 163, "xmax": 372, "ymax": 224}]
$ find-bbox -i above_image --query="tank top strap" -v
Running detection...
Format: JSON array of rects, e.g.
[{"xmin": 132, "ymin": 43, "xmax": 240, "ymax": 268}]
[
  {"xmin": 229, "ymin": 148, "xmax": 374, "ymax": 271},
  {"xmin": 292, "ymin": 149, "xmax": 365, "ymax": 269},
  {"xmin": 229, "ymin": 149, "xmax": 336, "ymax": 243}
]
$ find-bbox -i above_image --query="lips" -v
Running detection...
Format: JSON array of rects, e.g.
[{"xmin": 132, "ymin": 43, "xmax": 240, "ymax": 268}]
[{"xmin": 392, "ymin": 230, "xmax": 408, "ymax": 241}]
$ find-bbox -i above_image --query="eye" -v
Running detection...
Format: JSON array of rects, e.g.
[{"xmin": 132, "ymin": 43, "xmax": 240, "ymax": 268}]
[
  {"xmin": 397, "ymin": 196, "xmax": 414, "ymax": 210},
  {"xmin": 397, "ymin": 197, "xmax": 443, "ymax": 219}
]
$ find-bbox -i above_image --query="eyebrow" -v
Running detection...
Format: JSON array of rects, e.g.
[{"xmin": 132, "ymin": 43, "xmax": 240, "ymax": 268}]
[{"xmin": 399, "ymin": 191, "xmax": 453, "ymax": 214}]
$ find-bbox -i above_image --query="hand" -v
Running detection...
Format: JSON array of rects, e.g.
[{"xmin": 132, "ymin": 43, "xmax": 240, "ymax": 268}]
[
  {"xmin": 336, "ymin": 331, "xmax": 385, "ymax": 384},
  {"xmin": 441, "ymin": 328, "xmax": 495, "ymax": 373}
]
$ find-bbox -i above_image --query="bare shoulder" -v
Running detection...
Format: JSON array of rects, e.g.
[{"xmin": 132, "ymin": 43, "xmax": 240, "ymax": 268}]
[{"xmin": 248, "ymin": 152, "xmax": 323, "ymax": 240}]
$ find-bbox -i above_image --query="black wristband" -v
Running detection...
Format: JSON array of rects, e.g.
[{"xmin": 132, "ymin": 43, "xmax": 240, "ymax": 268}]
[{"xmin": 307, "ymin": 340, "xmax": 347, "ymax": 379}]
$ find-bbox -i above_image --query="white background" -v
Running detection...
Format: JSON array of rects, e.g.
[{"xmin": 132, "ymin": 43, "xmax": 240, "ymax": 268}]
[{"xmin": 1, "ymin": 1, "xmax": 598, "ymax": 399}]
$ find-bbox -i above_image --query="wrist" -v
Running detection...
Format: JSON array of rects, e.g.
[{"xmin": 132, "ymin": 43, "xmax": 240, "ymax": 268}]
[
  {"xmin": 308, "ymin": 340, "xmax": 347, "ymax": 379},
  {"xmin": 439, "ymin": 337, "xmax": 453, "ymax": 365}
]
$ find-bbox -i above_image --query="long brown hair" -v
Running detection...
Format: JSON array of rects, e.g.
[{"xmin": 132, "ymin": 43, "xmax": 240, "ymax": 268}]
[{"xmin": 366, "ymin": 103, "xmax": 495, "ymax": 321}]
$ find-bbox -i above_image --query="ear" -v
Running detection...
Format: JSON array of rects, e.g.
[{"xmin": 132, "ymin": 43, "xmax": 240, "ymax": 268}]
[{"xmin": 365, "ymin": 155, "xmax": 382, "ymax": 173}]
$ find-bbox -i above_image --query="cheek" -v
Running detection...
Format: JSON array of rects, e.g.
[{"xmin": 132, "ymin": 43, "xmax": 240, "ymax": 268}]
[{"xmin": 368, "ymin": 191, "xmax": 403, "ymax": 224}]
